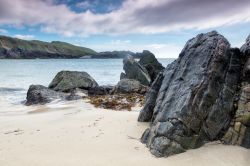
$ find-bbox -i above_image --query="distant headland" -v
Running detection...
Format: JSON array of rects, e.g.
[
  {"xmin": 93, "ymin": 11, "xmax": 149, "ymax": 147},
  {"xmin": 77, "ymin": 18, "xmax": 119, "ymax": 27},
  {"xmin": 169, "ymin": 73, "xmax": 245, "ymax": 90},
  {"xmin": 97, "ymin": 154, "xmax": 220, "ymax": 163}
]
[{"xmin": 0, "ymin": 35, "xmax": 143, "ymax": 59}]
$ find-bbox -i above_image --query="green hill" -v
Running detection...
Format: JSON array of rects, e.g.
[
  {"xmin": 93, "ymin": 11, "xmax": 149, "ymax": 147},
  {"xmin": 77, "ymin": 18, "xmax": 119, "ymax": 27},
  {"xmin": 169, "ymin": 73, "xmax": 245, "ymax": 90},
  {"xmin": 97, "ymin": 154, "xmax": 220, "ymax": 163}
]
[{"xmin": 0, "ymin": 35, "xmax": 97, "ymax": 58}]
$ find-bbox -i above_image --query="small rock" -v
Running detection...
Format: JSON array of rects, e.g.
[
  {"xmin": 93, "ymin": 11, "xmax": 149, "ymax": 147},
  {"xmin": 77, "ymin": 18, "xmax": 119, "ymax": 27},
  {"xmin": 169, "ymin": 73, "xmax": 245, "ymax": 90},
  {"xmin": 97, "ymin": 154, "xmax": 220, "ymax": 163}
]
[
  {"xmin": 26, "ymin": 85, "xmax": 66, "ymax": 105},
  {"xmin": 88, "ymin": 85, "xmax": 113, "ymax": 96},
  {"xmin": 112, "ymin": 79, "xmax": 148, "ymax": 94}
]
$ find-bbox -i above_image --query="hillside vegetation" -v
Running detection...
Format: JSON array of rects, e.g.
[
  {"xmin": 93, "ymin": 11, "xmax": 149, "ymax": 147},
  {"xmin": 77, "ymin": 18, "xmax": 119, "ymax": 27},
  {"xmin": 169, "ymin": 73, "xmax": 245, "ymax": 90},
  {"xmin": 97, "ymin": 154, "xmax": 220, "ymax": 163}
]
[{"xmin": 0, "ymin": 35, "xmax": 97, "ymax": 58}]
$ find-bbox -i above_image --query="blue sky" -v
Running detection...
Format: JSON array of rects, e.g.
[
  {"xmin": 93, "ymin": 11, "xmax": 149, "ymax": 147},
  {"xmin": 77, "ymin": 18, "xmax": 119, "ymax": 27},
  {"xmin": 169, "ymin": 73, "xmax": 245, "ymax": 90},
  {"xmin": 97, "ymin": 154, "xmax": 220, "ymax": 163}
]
[{"xmin": 0, "ymin": 0, "xmax": 250, "ymax": 58}]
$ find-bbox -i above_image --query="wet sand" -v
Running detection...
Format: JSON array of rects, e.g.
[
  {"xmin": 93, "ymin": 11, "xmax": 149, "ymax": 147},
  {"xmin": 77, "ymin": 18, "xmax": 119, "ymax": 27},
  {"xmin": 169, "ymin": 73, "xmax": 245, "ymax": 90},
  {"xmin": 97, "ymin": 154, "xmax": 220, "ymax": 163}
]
[{"xmin": 0, "ymin": 100, "xmax": 249, "ymax": 166}]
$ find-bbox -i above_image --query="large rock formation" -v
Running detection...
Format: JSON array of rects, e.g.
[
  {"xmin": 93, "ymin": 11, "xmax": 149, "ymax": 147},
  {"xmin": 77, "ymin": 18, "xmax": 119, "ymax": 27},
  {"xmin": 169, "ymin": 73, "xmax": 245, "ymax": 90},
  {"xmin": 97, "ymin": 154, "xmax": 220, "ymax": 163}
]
[
  {"xmin": 222, "ymin": 35, "xmax": 250, "ymax": 148},
  {"xmin": 120, "ymin": 55, "xmax": 151, "ymax": 86},
  {"xmin": 138, "ymin": 31, "xmax": 244, "ymax": 157},
  {"xmin": 139, "ymin": 50, "xmax": 165, "ymax": 81},
  {"xmin": 49, "ymin": 71, "xmax": 98, "ymax": 92}
]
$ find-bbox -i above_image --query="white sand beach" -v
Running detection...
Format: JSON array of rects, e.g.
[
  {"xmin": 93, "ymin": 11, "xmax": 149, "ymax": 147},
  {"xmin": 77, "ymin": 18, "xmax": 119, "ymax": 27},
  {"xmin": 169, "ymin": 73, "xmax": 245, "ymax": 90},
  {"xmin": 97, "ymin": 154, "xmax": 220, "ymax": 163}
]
[{"xmin": 0, "ymin": 100, "xmax": 249, "ymax": 166}]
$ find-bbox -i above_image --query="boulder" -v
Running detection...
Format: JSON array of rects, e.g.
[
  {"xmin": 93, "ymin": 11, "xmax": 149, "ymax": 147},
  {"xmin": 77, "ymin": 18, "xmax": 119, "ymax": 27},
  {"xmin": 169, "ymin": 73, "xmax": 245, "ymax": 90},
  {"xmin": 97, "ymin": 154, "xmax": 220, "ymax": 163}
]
[
  {"xmin": 139, "ymin": 50, "xmax": 165, "ymax": 81},
  {"xmin": 138, "ymin": 31, "xmax": 243, "ymax": 157},
  {"xmin": 26, "ymin": 85, "xmax": 86, "ymax": 105},
  {"xmin": 112, "ymin": 79, "xmax": 148, "ymax": 94},
  {"xmin": 49, "ymin": 71, "xmax": 98, "ymax": 92},
  {"xmin": 26, "ymin": 85, "xmax": 66, "ymax": 105},
  {"xmin": 88, "ymin": 85, "xmax": 113, "ymax": 96},
  {"xmin": 121, "ymin": 55, "xmax": 151, "ymax": 86}
]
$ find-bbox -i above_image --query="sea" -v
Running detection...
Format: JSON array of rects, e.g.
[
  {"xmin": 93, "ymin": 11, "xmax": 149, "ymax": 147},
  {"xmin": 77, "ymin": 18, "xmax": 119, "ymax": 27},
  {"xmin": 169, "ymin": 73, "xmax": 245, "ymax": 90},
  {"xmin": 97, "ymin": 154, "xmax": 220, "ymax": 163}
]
[{"xmin": 0, "ymin": 59, "xmax": 174, "ymax": 112}]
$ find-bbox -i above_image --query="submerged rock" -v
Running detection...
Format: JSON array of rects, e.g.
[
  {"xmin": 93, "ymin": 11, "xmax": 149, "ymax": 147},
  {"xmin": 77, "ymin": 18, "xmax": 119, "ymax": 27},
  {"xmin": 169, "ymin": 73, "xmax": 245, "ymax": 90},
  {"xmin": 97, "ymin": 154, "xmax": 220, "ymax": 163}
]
[
  {"xmin": 49, "ymin": 71, "xmax": 98, "ymax": 92},
  {"xmin": 138, "ymin": 31, "xmax": 243, "ymax": 157},
  {"xmin": 26, "ymin": 85, "xmax": 66, "ymax": 105},
  {"xmin": 121, "ymin": 55, "xmax": 151, "ymax": 86},
  {"xmin": 112, "ymin": 79, "xmax": 148, "ymax": 94},
  {"xmin": 139, "ymin": 50, "xmax": 165, "ymax": 81}
]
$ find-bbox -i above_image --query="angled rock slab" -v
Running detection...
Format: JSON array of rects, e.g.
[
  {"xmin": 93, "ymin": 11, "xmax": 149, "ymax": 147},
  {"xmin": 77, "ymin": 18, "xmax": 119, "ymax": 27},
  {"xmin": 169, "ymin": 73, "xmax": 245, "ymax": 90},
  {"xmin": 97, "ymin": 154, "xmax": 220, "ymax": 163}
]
[
  {"xmin": 121, "ymin": 55, "xmax": 151, "ymax": 86},
  {"xmin": 139, "ymin": 31, "xmax": 242, "ymax": 157}
]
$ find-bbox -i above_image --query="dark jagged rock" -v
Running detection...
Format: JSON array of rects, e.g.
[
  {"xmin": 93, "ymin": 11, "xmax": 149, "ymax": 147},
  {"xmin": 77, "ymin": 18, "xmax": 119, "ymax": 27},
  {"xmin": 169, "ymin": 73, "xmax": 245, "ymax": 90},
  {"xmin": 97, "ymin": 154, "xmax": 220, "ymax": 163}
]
[
  {"xmin": 88, "ymin": 85, "xmax": 113, "ymax": 96},
  {"xmin": 120, "ymin": 72, "xmax": 126, "ymax": 80},
  {"xmin": 138, "ymin": 31, "xmax": 243, "ymax": 157},
  {"xmin": 222, "ymin": 35, "xmax": 250, "ymax": 148},
  {"xmin": 49, "ymin": 71, "xmax": 98, "ymax": 92},
  {"xmin": 138, "ymin": 72, "xmax": 164, "ymax": 122},
  {"xmin": 112, "ymin": 79, "xmax": 148, "ymax": 94},
  {"xmin": 139, "ymin": 50, "xmax": 165, "ymax": 81},
  {"xmin": 26, "ymin": 85, "xmax": 66, "ymax": 105},
  {"xmin": 222, "ymin": 86, "xmax": 250, "ymax": 148},
  {"xmin": 240, "ymin": 35, "xmax": 250, "ymax": 54},
  {"xmin": 121, "ymin": 55, "xmax": 151, "ymax": 86},
  {"xmin": 241, "ymin": 35, "xmax": 250, "ymax": 80}
]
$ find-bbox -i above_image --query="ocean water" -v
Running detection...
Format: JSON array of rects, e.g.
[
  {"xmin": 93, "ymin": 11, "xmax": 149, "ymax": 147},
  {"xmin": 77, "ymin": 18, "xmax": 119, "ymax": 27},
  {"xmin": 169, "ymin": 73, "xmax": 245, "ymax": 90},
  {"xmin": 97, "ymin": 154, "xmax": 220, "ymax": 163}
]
[{"xmin": 0, "ymin": 58, "xmax": 174, "ymax": 107}]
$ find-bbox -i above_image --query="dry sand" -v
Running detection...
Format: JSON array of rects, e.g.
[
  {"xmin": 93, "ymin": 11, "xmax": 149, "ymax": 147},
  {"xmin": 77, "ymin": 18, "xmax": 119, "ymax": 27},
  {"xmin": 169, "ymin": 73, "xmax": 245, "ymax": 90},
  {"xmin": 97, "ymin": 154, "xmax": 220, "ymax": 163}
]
[{"xmin": 0, "ymin": 100, "xmax": 249, "ymax": 166}]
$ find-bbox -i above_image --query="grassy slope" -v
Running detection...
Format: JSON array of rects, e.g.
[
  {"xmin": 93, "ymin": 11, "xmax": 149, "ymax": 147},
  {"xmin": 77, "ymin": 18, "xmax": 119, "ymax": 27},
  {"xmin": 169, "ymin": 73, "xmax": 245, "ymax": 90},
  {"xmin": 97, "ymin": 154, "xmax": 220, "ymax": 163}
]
[{"xmin": 0, "ymin": 35, "xmax": 97, "ymax": 57}]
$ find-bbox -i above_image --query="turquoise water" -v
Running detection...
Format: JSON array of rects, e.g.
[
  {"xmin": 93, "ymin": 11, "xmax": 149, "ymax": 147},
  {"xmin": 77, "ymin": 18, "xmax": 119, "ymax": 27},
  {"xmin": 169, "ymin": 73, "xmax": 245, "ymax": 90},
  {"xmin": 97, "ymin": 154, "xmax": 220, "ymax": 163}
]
[{"xmin": 0, "ymin": 58, "xmax": 174, "ymax": 105}]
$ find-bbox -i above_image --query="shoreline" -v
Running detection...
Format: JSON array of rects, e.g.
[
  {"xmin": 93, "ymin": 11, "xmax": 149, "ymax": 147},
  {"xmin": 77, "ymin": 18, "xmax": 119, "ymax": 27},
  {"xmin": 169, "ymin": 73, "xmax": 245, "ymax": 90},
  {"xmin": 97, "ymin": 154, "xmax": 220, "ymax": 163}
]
[{"xmin": 0, "ymin": 100, "xmax": 249, "ymax": 166}]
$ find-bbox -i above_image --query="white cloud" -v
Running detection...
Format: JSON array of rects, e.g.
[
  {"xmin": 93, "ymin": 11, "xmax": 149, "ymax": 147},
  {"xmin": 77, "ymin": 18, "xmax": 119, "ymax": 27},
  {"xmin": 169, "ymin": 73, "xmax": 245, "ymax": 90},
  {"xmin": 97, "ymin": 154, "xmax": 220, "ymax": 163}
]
[
  {"xmin": 75, "ymin": 1, "xmax": 91, "ymax": 10},
  {"xmin": 110, "ymin": 40, "xmax": 131, "ymax": 45},
  {"xmin": 14, "ymin": 34, "xmax": 35, "ymax": 40},
  {"xmin": 0, "ymin": 28, "xmax": 7, "ymax": 34},
  {"xmin": 0, "ymin": 0, "xmax": 250, "ymax": 37}
]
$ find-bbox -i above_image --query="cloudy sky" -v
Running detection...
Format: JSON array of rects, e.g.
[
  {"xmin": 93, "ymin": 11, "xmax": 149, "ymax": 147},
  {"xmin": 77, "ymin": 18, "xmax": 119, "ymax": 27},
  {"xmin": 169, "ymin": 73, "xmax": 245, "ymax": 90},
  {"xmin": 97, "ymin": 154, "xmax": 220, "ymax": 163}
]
[{"xmin": 0, "ymin": 0, "xmax": 250, "ymax": 58}]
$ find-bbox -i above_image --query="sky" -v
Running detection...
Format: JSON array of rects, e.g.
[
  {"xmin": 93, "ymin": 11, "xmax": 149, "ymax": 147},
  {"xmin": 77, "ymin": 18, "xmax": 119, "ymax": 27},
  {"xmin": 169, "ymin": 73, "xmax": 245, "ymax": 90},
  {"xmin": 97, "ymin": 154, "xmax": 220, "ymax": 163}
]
[{"xmin": 0, "ymin": 0, "xmax": 250, "ymax": 58}]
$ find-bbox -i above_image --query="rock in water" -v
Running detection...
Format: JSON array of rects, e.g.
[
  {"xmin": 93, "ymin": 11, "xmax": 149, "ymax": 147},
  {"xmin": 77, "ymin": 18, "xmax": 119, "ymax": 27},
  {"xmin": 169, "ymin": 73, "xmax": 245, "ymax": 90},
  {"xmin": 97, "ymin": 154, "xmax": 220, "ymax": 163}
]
[
  {"xmin": 49, "ymin": 71, "xmax": 98, "ymax": 92},
  {"xmin": 139, "ymin": 31, "xmax": 243, "ymax": 157},
  {"xmin": 26, "ymin": 85, "xmax": 66, "ymax": 105},
  {"xmin": 222, "ymin": 35, "xmax": 250, "ymax": 148},
  {"xmin": 139, "ymin": 50, "xmax": 165, "ymax": 81},
  {"xmin": 121, "ymin": 55, "xmax": 151, "ymax": 86},
  {"xmin": 112, "ymin": 79, "xmax": 148, "ymax": 94}
]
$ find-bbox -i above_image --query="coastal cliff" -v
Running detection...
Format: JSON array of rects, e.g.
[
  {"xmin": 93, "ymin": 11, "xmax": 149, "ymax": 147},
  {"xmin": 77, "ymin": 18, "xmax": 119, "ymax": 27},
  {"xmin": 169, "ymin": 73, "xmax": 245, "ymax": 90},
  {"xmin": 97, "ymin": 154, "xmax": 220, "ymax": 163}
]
[
  {"xmin": 0, "ymin": 35, "xmax": 97, "ymax": 58},
  {"xmin": 0, "ymin": 35, "xmax": 148, "ymax": 59}
]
